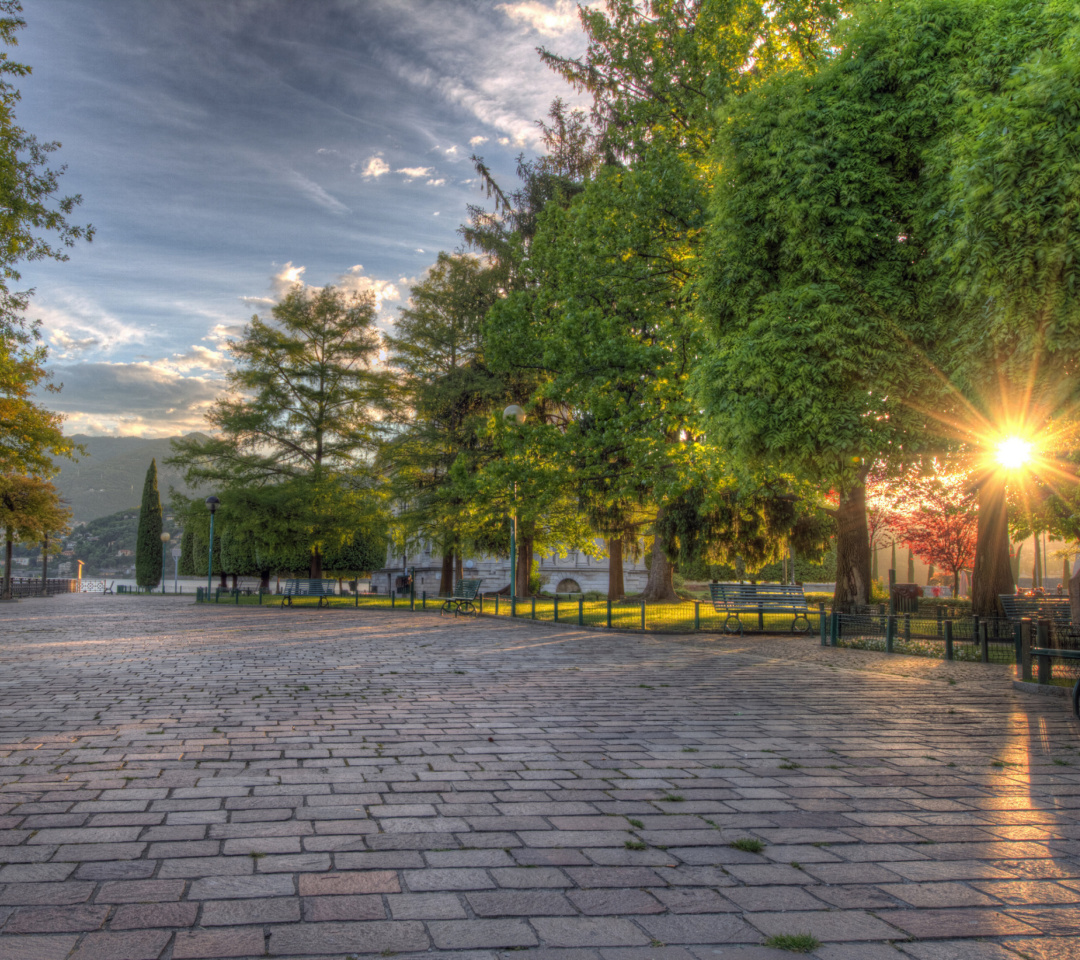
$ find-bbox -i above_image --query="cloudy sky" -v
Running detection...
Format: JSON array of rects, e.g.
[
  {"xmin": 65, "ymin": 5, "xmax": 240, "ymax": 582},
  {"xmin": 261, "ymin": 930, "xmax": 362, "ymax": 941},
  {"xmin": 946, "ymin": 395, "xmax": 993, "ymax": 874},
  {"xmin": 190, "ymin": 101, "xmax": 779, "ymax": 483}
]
[{"xmin": 17, "ymin": 0, "xmax": 590, "ymax": 436}]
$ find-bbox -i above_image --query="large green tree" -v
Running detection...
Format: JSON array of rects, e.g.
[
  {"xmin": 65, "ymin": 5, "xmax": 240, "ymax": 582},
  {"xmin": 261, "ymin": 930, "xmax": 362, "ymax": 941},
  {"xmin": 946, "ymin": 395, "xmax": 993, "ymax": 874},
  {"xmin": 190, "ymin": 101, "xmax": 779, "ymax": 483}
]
[
  {"xmin": 135, "ymin": 459, "xmax": 163, "ymax": 588},
  {"xmin": 0, "ymin": 473, "xmax": 68, "ymax": 598},
  {"xmin": 172, "ymin": 284, "xmax": 387, "ymax": 577},
  {"xmin": 0, "ymin": 2, "xmax": 90, "ymax": 477}
]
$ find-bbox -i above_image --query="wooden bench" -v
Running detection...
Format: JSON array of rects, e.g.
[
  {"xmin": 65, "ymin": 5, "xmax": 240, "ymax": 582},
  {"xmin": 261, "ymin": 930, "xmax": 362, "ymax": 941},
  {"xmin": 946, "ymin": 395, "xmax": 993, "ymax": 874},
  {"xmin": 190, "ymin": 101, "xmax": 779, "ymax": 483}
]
[
  {"xmin": 281, "ymin": 578, "xmax": 337, "ymax": 608},
  {"xmin": 439, "ymin": 578, "xmax": 482, "ymax": 617},
  {"xmin": 1030, "ymin": 647, "xmax": 1080, "ymax": 718},
  {"xmin": 999, "ymin": 594, "xmax": 1071, "ymax": 624},
  {"xmin": 709, "ymin": 582, "xmax": 811, "ymax": 635}
]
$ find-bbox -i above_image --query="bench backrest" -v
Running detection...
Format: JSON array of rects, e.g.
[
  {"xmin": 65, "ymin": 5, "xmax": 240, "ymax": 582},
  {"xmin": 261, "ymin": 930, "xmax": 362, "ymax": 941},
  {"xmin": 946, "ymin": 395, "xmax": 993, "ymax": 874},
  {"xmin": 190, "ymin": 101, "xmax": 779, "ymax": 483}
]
[
  {"xmin": 710, "ymin": 582, "xmax": 809, "ymax": 611},
  {"xmin": 998, "ymin": 594, "xmax": 1071, "ymax": 623},
  {"xmin": 453, "ymin": 578, "xmax": 482, "ymax": 600},
  {"xmin": 284, "ymin": 578, "xmax": 337, "ymax": 596}
]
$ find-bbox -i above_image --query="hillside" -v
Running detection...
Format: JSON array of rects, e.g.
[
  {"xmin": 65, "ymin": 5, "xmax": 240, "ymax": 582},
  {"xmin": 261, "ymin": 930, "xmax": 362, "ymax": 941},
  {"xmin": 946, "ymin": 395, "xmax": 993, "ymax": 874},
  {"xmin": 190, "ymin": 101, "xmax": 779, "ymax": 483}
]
[{"xmin": 54, "ymin": 434, "xmax": 208, "ymax": 522}]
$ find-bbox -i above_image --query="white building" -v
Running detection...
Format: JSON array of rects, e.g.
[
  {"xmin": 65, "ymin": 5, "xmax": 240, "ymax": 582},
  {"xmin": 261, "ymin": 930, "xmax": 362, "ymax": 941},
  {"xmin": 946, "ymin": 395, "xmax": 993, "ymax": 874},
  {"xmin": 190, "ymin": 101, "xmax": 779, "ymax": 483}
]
[{"xmin": 376, "ymin": 539, "xmax": 649, "ymax": 597}]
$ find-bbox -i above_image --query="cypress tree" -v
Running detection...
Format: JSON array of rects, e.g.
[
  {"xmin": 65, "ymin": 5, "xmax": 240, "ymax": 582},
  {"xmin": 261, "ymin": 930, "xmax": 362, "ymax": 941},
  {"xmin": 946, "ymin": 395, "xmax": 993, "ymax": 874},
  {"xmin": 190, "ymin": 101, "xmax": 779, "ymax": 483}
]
[{"xmin": 135, "ymin": 459, "xmax": 163, "ymax": 588}]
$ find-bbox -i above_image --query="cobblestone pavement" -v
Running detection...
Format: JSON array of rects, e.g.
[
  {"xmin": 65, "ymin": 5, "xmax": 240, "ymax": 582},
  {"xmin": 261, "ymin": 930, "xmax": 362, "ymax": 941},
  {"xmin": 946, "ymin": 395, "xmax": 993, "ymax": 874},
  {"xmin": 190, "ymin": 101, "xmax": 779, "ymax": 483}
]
[{"xmin": 0, "ymin": 596, "xmax": 1077, "ymax": 960}]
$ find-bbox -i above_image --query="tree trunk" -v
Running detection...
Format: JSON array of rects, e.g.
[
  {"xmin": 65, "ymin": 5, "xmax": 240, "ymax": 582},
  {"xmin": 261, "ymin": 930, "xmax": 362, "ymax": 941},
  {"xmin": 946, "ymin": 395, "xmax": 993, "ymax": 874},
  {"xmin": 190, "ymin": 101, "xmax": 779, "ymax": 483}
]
[
  {"xmin": 219, "ymin": 571, "xmax": 228, "ymax": 588},
  {"xmin": 906, "ymin": 549, "xmax": 915, "ymax": 583},
  {"xmin": 607, "ymin": 537, "xmax": 624, "ymax": 599},
  {"xmin": 310, "ymin": 545, "xmax": 322, "ymax": 579},
  {"xmin": 953, "ymin": 568, "xmax": 960, "ymax": 597},
  {"xmin": 971, "ymin": 474, "xmax": 1014, "ymax": 616},
  {"xmin": 231, "ymin": 573, "xmax": 238, "ymax": 590},
  {"xmin": 456, "ymin": 552, "xmax": 464, "ymax": 586},
  {"xmin": 260, "ymin": 570, "xmax": 271, "ymax": 592},
  {"xmin": 439, "ymin": 548, "xmax": 454, "ymax": 596},
  {"xmin": 515, "ymin": 534, "xmax": 532, "ymax": 599},
  {"xmin": 833, "ymin": 481, "xmax": 872, "ymax": 611},
  {"xmin": 641, "ymin": 509, "xmax": 678, "ymax": 602}
]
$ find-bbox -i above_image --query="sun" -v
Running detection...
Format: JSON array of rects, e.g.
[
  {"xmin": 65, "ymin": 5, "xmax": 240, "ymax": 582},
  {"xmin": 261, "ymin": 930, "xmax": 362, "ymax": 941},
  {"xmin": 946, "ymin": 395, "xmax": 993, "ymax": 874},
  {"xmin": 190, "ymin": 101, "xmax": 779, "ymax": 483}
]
[{"xmin": 996, "ymin": 435, "xmax": 1033, "ymax": 470}]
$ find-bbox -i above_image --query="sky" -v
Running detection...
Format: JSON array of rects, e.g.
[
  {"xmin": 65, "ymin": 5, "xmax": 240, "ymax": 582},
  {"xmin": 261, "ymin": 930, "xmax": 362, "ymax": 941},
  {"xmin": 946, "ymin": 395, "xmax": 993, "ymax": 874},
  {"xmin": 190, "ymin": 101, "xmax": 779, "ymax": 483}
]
[{"xmin": 16, "ymin": 0, "xmax": 592, "ymax": 437}]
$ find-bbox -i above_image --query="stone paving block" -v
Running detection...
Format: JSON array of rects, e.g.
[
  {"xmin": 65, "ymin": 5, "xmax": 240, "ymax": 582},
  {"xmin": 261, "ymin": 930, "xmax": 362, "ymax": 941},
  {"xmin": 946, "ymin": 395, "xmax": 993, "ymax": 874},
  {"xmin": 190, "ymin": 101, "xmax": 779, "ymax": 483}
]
[
  {"xmin": 109, "ymin": 902, "xmax": 198, "ymax": 929},
  {"xmin": 468, "ymin": 890, "xmax": 575, "ymax": 917},
  {"xmin": 298, "ymin": 870, "xmax": 399, "ymax": 895},
  {"xmin": 405, "ymin": 867, "xmax": 496, "ymax": 891},
  {"xmin": 747, "ymin": 909, "xmax": 904, "ymax": 941},
  {"xmin": 387, "ymin": 893, "xmax": 468, "ymax": 919},
  {"xmin": 3, "ymin": 905, "xmax": 108, "ymax": 934},
  {"xmin": 429, "ymin": 919, "xmax": 538, "ymax": 949},
  {"xmin": 0, "ymin": 883, "xmax": 94, "ymax": 906},
  {"xmin": 0, "ymin": 934, "xmax": 80, "ymax": 960},
  {"xmin": 268, "ymin": 920, "xmax": 428, "ymax": 956},
  {"xmin": 875, "ymin": 907, "xmax": 1039, "ymax": 938},
  {"xmin": 640, "ymin": 914, "xmax": 761, "ymax": 945},
  {"xmin": 67, "ymin": 929, "xmax": 170, "ymax": 960},
  {"xmin": 530, "ymin": 918, "xmax": 651, "ymax": 948},
  {"xmin": 200, "ymin": 896, "xmax": 300, "ymax": 925},
  {"xmin": 187, "ymin": 874, "xmax": 294, "ymax": 899},
  {"xmin": 74, "ymin": 861, "xmax": 156, "ymax": 882},
  {"xmin": 567, "ymin": 888, "xmax": 665, "ymax": 915},
  {"xmin": 898, "ymin": 941, "xmax": 1023, "ymax": 960},
  {"xmin": 999, "ymin": 938, "xmax": 1080, "ymax": 960},
  {"xmin": 302, "ymin": 894, "xmax": 385, "ymax": 921},
  {"xmin": 96, "ymin": 880, "xmax": 185, "ymax": 903},
  {"xmin": 172, "ymin": 927, "xmax": 265, "ymax": 959},
  {"xmin": 0, "ymin": 867, "xmax": 73, "ymax": 885}
]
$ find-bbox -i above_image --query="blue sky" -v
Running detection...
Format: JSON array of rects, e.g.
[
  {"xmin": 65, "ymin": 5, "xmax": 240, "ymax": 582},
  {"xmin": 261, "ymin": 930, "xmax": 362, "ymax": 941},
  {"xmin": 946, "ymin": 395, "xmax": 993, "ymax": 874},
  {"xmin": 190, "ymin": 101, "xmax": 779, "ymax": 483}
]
[{"xmin": 17, "ymin": 0, "xmax": 589, "ymax": 436}]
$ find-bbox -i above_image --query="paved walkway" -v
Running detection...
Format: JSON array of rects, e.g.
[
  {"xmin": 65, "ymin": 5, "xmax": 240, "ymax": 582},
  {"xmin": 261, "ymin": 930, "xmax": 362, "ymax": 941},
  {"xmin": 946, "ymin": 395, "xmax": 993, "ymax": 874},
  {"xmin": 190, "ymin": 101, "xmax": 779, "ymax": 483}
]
[{"xmin": 0, "ymin": 596, "xmax": 1076, "ymax": 960}]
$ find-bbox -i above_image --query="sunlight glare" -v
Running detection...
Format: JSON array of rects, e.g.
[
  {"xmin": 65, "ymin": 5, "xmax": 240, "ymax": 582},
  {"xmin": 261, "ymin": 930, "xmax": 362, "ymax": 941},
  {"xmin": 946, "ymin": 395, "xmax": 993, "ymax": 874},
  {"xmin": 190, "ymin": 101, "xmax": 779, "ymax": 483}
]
[{"xmin": 996, "ymin": 435, "xmax": 1033, "ymax": 470}]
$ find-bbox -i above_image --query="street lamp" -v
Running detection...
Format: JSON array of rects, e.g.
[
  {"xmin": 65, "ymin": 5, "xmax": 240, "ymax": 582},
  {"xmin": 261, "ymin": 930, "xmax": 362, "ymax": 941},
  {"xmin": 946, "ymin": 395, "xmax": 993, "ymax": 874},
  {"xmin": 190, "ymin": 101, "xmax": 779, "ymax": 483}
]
[
  {"xmin": 503, "ymin": 405, "xmax": 526, "ymax": 611},
  {"xmin": 160, "ymin": 532, "xmax": 170, "ymax": 595},
  {"xmin": 205, "ymin": 496, "xmax": 220, "ymax": 598}
]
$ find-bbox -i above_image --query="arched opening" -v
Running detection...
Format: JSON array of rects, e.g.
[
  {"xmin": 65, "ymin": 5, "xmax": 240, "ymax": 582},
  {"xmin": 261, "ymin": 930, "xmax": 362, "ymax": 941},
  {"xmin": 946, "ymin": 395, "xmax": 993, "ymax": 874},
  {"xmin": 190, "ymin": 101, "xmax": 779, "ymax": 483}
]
[{"xmin": 556, "ymin": 578, "xmax": 581, "ymax": 594}]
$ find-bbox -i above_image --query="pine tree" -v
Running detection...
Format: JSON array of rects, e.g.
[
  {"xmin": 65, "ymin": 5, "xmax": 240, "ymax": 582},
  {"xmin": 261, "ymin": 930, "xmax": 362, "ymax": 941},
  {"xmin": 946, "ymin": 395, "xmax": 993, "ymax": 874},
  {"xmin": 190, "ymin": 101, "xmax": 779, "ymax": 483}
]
[{"xmin": 135, "ymin": 459, "xmax": 163, "ymax": 588}]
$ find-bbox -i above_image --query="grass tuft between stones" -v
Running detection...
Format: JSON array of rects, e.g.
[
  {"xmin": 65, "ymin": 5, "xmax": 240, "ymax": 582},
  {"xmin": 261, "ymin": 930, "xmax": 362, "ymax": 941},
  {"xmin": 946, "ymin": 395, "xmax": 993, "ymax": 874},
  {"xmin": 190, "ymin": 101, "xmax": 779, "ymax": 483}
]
[
  {"xmin": 764, "ymin": 933, "xmax": 821, "ymax": 953},
  {"xmin": 730, "ymin": 837, "xmax": 765, "ymax": 854}
]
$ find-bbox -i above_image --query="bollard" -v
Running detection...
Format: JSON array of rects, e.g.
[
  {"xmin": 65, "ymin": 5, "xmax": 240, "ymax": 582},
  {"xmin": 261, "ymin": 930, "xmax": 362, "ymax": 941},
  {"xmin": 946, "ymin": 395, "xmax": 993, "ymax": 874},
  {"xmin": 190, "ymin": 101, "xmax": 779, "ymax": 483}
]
[
  {"xmin": 886, "ymin": 616, "xmax": 895, "ymax": 654},
  {"xmin": 1021, "ymin": 618, "xmax": 1033, "ymax": 681},
  {"xmin": 980, "ymin": 621, "xmax": 989, "ymax": 663},
  {"xmin": 607, "ymin": 597, "xmax": 612, "ymax": 629},
  {"xmin": 1036, "ymin": 619, "xmax": 1050, "ymax": 683},
  {"xmin": 578, "ymin": 597, "xmax": 584, "ymax": 626},
  {"xmin": 944, "ymin": 619, "xmax": 954, "ymax": 661}
]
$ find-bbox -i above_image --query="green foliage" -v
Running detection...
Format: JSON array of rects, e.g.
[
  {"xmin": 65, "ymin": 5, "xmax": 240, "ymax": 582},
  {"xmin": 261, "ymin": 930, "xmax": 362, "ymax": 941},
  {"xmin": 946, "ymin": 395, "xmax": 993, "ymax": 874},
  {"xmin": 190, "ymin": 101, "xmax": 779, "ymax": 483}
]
[
  {"xmin": 322, "ymin": 527, "xmax": 387, "ymax": 578},
  {"xmin": 219, "ymin": 524, "xmax": 258, "ymax": 577},
  {"xmin": 134, "ymin": 460, "xmax": 163, "ymax": 587},
  {"xmin": 178, "ymin": 528, "xmax": 195, "ymax": 576}
]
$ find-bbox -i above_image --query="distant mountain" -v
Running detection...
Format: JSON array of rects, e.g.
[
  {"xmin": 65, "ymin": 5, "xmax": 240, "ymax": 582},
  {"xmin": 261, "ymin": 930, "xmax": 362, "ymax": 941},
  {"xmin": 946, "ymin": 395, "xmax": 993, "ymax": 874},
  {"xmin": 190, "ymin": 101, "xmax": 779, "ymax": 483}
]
[{"xmin": 54, "ymin": 434, "xmax": 209, "ymax": 522}]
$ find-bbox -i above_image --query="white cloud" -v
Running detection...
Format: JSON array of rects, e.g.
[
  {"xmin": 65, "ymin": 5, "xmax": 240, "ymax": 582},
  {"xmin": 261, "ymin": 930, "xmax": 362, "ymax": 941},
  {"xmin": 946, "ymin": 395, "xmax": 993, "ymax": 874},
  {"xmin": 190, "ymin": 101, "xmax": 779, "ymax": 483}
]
[
  {"xmin": 283, "ymin": 169, "xmax": 350, "ymax": 215},
  {"xmin": 333, "ymin": 265, "xmax": 401, "ymax": 311},
  {"xmin": 269, "ymin": 262, "xmax": 307, "ymax": 299},
  {"xmin": 36, "ymin": 295, "xmax": 149, "ymax": 361},
  {"xmin": 495, "ymin": 0, "xmax": 581, "ymax": 37},
  {"xmin": 469, "ymin": 135, "xmax": 488, "ymax": 146},
  {"xmin": 361, "ymin": 155, "xmax": 390, "ymax": 178},
  {"xmin": 427, "ymin": 178, "xmax": 445, "ymax": 186},
  {"xmin": 498, "ymin": 136, "xmax": 510, "ymax": 145},
  {"xmin": 395, "ymin": 166, "xmax": 433, "ymax": 181},
  {"xmin": 444, "ymin": 145, "xmax": 459, "ymax": 156}
]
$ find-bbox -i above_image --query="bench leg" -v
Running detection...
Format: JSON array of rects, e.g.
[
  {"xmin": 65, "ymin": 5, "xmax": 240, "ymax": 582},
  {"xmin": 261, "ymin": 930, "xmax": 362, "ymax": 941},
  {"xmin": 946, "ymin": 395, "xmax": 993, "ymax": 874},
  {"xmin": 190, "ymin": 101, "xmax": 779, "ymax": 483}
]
[
  {"xmin": 1073, "ymin": 678, "xmax": 1080, "ymax": 720},
  {"xmin": 792, "ymin": 615, "xmax": 810, "ymax": 635}
]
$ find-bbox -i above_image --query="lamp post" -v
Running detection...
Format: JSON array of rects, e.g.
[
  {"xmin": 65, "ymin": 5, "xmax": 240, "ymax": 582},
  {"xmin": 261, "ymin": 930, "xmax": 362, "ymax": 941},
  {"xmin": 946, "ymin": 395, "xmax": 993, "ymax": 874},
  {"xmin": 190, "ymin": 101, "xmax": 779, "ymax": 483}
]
[
  {"xmin": 503, "ymin": 405, "xmax": 526, "ymax": 610},
  {"xmin": 160, "ymin": 532, "xmax": 170, "ymax": 594},
  {"xmin": 171, "ymin": 543, "xmax": 181, "ymax": 594},
  {"xmin": 205, "ymin": 496, "xmax": 219, "ymax": 597}
]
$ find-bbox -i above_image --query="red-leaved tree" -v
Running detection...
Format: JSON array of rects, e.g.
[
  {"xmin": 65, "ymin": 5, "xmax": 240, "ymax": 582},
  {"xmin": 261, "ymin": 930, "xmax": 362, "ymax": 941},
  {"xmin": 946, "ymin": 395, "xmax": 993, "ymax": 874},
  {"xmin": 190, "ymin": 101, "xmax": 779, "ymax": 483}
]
[{"xmin": 887, "ymin": 465, "xmax": 978, "ymax": 596}]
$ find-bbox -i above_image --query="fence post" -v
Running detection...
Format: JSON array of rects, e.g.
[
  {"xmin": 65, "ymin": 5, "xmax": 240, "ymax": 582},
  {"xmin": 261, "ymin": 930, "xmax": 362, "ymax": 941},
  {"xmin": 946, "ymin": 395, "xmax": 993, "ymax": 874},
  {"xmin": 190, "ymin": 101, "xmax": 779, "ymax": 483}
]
[
  {"xmin": 391, "ymin": 591, "xmax": 395, "ymax": 609},
  {"xmin": 903, "ymin": 613, "xmax": 911, "ymax": 643},
  {"xmin": 1021, "ymin": 618, "xmax": 1033, "ymax": 681},
  {"xmin": 578, "ymin": 597, "xmax": 584, "ymax": 626},
  {"xmin": 641, "ymin": 601, "xmax": 646, "ymax": 632},
  {"xmin": 1036, "ymin": 619, "xmax": 1050, "ymax": 684},
  {"xmin": 234, "ymin": 589, "xmax": 239, "ymax": 605},
  {"xmin": 258, "ymin": 589, "xmax": 262, "ymax": 606},
  {"xmin": 607, "ymin": 597, "xmax": 612, "ymax": 629},
  {"xmin": 532, "ymin": 596, "xmax": 536, "ymax": 620},
  {"xmin": 1013, "ymin": 621, "xmax": 1022, "ymax": 668},
  {"xmin": 980, "ymin": 621, "xmax": 989, "ymax": 663},
  {"xmin": 356, "ymin": 589, "xmax": 360, "ymax": 608},
  {"xmin": 972, "ymin": 615, "xmax": 980, "ymax": 651},
  {"xmin": 757, "ymin": 603, "xmax": 764, "ymax": 632},
  {"xmin": 694, "ymin": 600, "xmax": 700, "ymax": 632},
  {"xmin": 829, "ymin": 611, "xmax": 838, "ymax": 646},
  {"xmin": 944, "ymin": 620, "xmax": 954, "ymax": 661},
  {"xmin": 215, "ymin": 588, "xmax": 220, "ymax": 603},
  {"xmin": 819, "ymin": 605, "xmax": 827, "ymax": 646},
  {"xmin": 937, "ymin": 606, "xmax": 943, "ymax": 637},
  {"xmin": 511, "ymin": 596, "xmax": 516, "ymax": 618},
  {"xmin": 495, "ymin": 594, "xmax": 499, "ymax": 616},
  {"xmin": 553, "ymin": 595, "xmax": 558, "ymax": 622},
  {"xmin": 886, "ymin": 616, "xmax": 895, "ymax": 654}
]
